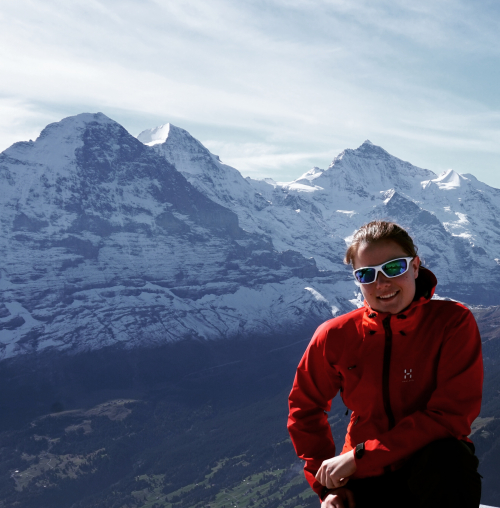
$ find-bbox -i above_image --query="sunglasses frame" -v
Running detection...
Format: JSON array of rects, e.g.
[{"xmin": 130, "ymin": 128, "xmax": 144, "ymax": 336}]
[{"xmin": 353, "ymin": 256, "xmax": 415, "ymax": 285}]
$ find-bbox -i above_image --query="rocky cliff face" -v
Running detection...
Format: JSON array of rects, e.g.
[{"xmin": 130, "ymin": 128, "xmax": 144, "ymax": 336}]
[
  {"xmin": 0, "ymin": 114, "xmax": 341, "ymax": 360},
  {"xmin": 1, "ymin": 113, "xmax": 500, "ymax": 360}
]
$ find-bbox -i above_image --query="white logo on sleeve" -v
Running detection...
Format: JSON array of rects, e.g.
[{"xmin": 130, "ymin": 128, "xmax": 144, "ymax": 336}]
[{"xmin": 403, "ymin": 368, "xmax": 414, "ymax": 383}]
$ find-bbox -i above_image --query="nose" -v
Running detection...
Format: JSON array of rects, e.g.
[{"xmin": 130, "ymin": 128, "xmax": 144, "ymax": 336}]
[{"xmin": 376, "ymin": 272, "xmax": 391, "ymax": 288}]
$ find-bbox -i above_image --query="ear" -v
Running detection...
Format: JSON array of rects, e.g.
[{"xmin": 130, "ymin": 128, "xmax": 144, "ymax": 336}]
[{"xmin": 412, "ymin": 256, "xmax": 420, "ymax": 279}]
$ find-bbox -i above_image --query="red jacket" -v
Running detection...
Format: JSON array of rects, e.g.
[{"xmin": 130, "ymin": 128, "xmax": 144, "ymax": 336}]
[{"xmin": 287, "ymin": 268, "xmax": 483, "ymax": 496}]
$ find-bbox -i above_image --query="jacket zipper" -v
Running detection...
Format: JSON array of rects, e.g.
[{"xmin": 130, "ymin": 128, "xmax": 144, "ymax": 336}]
[{"xmin": 382, "ymin": 316, "xmax": 396, "ymax": 430}]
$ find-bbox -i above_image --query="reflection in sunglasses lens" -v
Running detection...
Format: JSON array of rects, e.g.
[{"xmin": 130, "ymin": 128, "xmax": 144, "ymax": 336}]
[
  {"xmin": 356, "ymin": 268, "xmax": 375, "ymax": 283},
  {"xmin": 383, "ymin": 259, "xmax": 407, "ymax": 276}
]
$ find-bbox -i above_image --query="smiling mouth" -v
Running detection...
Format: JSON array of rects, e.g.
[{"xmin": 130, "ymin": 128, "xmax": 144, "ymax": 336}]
[{"xmin": 378, "ymin": 291, "xmax": 398, "ymax": 300}]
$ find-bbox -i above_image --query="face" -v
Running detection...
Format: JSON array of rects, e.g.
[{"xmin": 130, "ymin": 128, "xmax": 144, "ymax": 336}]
[{"xmin": 353, "ymin": 240, "xmax": 420, "ymax": 315}]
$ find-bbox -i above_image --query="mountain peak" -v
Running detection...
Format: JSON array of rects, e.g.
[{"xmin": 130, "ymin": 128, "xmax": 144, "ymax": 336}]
[
  {"xmin": 293, "ymin": 166, "xmax": 325, "ymax": 184},
  {"xmin": 138, "ymin": 122, "xmax": 219, "ymax": 178},
  {"xmin": 137, "ymin": 123, "xmax": 190, "ymax": 146},
  {"xmin": 71, "ymin": 112, "xmax": 111, "ymax": 123},
  {"xmin": 44, "ymin": 111, "xmax": 113, "ymax": 131},
  {"xmin": 328, "ymin": 140, "xmax": 389, "ymax": 167},
  {"xmin": 36, "ymin": 112, "xmax": 114, "ymax": 139},
  {"xmin": 353, "ymin": 139, "xmax": 388, "ymax": 155},
  {"xmin": 137, "ymin": 123, "xmax": 171, "ymax": 145},
  {"xmin": 3, "ymin": 112, "xmax": 124, "ymax": 167},
  {"xmin": 319, "ymin": 139, "xmax": 436, "ymax": 196},
  {"xmin": 432, "ymin": 169, "xmax": 463, "ymax": 190}
]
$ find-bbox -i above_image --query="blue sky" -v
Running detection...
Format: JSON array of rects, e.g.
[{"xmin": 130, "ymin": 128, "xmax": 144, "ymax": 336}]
[{"xmin": 1, "ymin": 0, "xmax": 499, "ymax": 185}]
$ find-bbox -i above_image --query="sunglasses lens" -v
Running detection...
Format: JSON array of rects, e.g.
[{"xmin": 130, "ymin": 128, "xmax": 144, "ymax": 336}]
[
  {"xmin": 383, "ymin": 259, "xmax": 408, "ymax": 277},
  {"xmin": 354, "ymin": 268, "xmax": 376, "ymax": 284}
]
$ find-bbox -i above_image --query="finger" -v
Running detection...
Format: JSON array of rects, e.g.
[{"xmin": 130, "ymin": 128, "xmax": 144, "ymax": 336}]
[
  {"xmin": 320, "ymin": 492, "xmax": 332, "ymax": 508},
  {"xmin": 315, "ymin": 466, "xmax": 325, "ymax": 484},
  {"xmin": 320, "ymin": 469, "xmax": 328, "ymax": 486},
  {"xmin": 316, "ymin": 469, "xmax": 326, "ymax": 486},
  {"xmin": 325, "ymin": 476, "xmax": 335, "ymax": 489},
  {"xmin": 321, "ymin": 493, "xmax": 344, "ymax": 508},
  {"xmin": 345, "ymin": 488, "xmax": 356, "ymax": 508},
  {"xmin": 331, "ymin": 496, "xmax": 345, "ymax": 508}
]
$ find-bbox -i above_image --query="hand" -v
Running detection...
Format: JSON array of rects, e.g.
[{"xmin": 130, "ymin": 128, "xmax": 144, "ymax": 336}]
[
  {"xmin": 315, "ymin": 451, "xmax": 357, "ymax": 489},
  {"xmin": 321, "ymin": 487, "xmax": 356, "ymax": 508}
]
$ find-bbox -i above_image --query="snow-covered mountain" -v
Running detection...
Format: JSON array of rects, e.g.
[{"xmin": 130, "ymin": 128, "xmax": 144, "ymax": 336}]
[
  {"xmin": 1, "ymin": 113, "xmax": 499, "ymax": 360},
  {"xmin": 140, "ymin": 123, "xmax": 500, "ymax": 304},
  {"xmin": 0, "ymin": 114, "xmax": 347, "ymax": 360}
]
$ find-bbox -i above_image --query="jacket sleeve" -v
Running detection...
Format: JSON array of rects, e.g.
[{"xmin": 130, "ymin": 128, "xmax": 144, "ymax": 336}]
[
  {"xmin": 355, "ymin": 306, "xmax": 483, "ymax": 475},
  {"xmin": 287, "ymin": 322, "xmax": 343, "ymax": 496}
]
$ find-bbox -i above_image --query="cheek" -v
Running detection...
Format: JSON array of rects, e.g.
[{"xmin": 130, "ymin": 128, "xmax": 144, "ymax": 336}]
[
  {"xmin": 360, "ymin": 286, "xmax": 373, "ymax": 299},
  {"xmin": 399, "ymin": 274, "xmax": 417, "ymax": 295},
  {"xmin": 401, "ymin": 272, "xmax": 415, "ymax": 285}
]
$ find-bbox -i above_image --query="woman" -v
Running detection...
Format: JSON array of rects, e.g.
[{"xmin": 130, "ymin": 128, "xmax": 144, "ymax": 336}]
[{"xmin": 287, "ymin": 221, "xmax": 483, "ymax": 508}]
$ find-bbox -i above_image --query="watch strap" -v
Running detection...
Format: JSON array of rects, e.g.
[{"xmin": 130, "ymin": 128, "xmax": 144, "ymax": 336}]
[{"xmin": 355, "ymin": 442, "xmax": 365, "ymax": 459}]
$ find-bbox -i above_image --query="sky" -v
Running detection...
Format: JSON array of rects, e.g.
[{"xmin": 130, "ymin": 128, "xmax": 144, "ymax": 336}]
[{"xmin": 1, "ymin": 0, "xmax": 500, "ymax": 186}]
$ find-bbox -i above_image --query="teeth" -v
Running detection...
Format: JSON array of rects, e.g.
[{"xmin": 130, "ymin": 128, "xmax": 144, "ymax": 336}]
[{"xmin": 379, "ymin": 292, "xmax": 397, "ymax": 299}]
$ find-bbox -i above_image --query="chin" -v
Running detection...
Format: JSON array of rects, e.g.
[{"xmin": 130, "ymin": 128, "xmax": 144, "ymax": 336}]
[{"xmin": 372, "ymin": 298, "xmax": 406, "ymax": 314}]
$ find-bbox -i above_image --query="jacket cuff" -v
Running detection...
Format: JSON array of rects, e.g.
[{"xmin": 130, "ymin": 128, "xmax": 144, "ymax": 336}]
[{"xmin": 354, "ymin": 438, "xmax": 389, "ymax": 476}]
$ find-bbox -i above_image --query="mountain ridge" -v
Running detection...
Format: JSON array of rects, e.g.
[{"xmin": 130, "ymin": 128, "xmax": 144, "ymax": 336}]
[
  {"xmin": 140, "ymin": 120, "xmax": 500, "ymax": 302},
  {"xmin": 1, "ymin": 112, "xmax": 500, "ymax": 361},
  {"xmin": 0, "ymin": 113, "xmax": 342, "ymax": 360}
]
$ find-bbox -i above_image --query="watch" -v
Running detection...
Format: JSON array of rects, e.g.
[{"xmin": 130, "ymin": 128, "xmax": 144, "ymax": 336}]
[{"xmin": 355, "ymin": 442, "xmax": 365, "ymax": 459}]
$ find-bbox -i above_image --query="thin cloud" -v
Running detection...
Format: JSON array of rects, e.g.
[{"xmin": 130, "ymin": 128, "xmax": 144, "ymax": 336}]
[
  {"xmin": 0, "ymin": 97, "xmax": 56, "ymax": 148},
  {"xmin": 202, "ymin": 139, "xmax": 335, "ymax": 179},
  {"xmin": 0, "ymin": 0, "xmax": 499, "ymax": 186}
]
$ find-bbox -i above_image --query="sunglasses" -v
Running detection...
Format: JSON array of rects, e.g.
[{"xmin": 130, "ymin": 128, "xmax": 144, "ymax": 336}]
[{"xmin": 353, "ymin": 257, "xmax": 414, "ymax": 285}]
